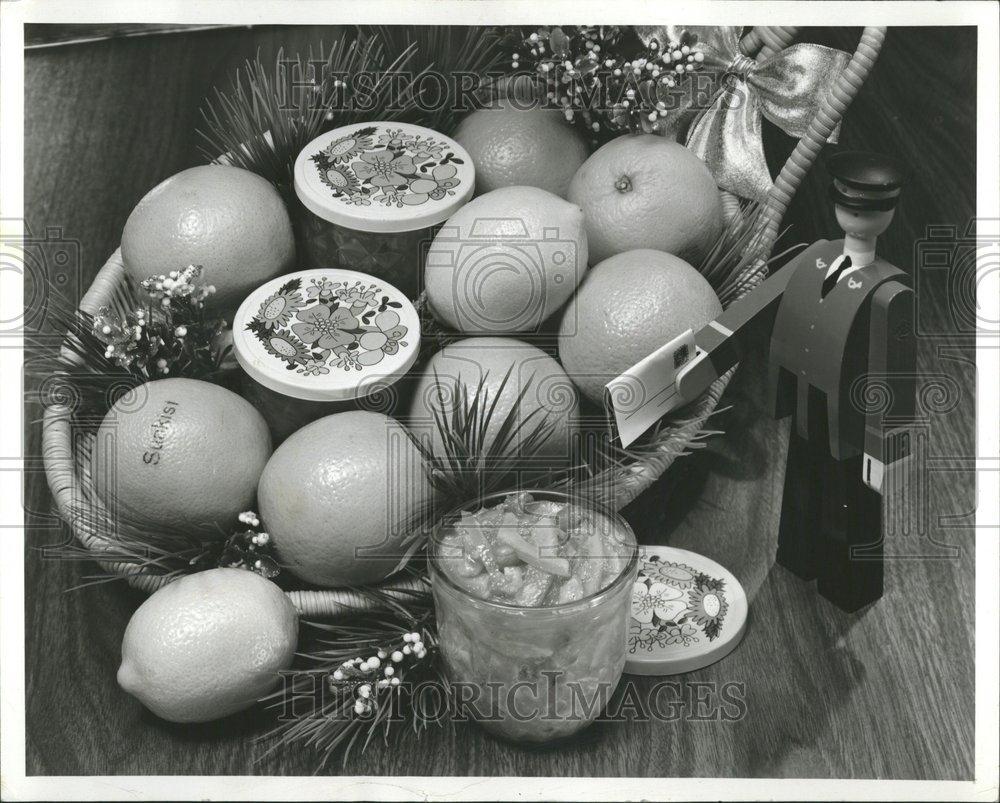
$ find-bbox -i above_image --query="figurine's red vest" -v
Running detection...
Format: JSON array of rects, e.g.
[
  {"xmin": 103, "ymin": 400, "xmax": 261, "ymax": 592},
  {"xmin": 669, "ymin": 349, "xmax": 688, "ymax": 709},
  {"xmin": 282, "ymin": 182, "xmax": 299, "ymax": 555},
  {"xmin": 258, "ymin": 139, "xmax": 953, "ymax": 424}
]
[{"xmin": 768, "ymin": 239, "xmax": 907, "ymax": 459}]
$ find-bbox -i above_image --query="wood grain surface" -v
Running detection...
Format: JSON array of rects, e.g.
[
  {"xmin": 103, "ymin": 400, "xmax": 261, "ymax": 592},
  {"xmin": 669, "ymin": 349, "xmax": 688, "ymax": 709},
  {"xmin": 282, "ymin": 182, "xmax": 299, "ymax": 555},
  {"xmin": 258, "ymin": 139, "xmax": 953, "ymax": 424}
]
[{"xmin": 22, "ymin": 25, "xmax": 977, "ymax": 779}]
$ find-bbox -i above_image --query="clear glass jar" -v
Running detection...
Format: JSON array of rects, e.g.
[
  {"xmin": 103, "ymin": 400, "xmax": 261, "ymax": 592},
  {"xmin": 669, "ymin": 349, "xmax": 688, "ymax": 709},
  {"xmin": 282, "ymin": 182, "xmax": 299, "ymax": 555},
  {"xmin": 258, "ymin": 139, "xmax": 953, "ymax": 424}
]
[
  {"xmin": 429, "ymin": 491, "xmax": 638, "ymax": 743},
  {"xmin": 237, "ymin": 371, "xmax": 351, "ymax": 445},
  {"xmin": 295, "ymin": 201, "xmax": 438, "ymax": 300},
  {"xmin": 293, "ymin": 121, "xmax": 475, "ymax": 299}
]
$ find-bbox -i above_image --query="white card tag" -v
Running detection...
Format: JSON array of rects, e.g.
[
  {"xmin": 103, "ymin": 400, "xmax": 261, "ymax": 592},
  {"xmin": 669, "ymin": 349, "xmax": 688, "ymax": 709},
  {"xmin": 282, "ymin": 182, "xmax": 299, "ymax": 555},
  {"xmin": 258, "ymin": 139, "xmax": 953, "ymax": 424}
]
[{"xmin": 604, "ymin": 329, "xmax": 696, "ymax": 448}]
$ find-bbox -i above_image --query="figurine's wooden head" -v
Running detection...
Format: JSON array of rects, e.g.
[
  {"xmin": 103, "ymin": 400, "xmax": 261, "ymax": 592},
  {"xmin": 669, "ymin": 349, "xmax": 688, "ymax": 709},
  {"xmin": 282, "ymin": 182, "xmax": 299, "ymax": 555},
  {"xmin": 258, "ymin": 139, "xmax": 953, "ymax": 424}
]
[{"xmin": 827, "ymin": 151, "xmax": 908, "ymax": 266}]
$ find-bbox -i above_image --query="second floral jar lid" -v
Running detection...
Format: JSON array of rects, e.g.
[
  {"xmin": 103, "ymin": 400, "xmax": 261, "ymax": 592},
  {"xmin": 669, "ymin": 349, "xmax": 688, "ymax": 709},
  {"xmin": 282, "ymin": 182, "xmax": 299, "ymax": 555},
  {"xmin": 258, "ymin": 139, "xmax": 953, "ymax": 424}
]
[
  {"xmin": 625, "ymin": 545, "xmax": 748, "ymax": 676},
  {"xmin": 294, "ymin": 121, "xmax": 476, "ymax": 234},
  {"xmin": 233, "ymin": 268, "xmax": 421, "ymax": 402}
]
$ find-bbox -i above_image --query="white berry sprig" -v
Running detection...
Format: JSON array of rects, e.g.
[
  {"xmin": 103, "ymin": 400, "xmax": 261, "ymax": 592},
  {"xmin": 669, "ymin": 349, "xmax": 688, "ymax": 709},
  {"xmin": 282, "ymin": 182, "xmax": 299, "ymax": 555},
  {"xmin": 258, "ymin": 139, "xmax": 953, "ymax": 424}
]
[
  {"xmin": 92, "ymin": 263, "xmax": 225, "ymax": 379},
  {"xmin": 503, "ymin": 25, "xmax": 706, "ymax": 143},
  {"xmin": 219, "ymin": 510, "xmax": 279, "ymax": 578},
  {"xmin": 328, "ymin": 632, "xmax": 430, "ymax": 717}
]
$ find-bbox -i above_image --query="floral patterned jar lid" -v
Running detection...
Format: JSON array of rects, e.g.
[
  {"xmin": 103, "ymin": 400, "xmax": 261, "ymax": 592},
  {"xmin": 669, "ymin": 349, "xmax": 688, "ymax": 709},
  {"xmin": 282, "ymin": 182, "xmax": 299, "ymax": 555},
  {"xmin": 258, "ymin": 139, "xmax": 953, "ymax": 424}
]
[
  {"xmin": 294, "ymin": 121, "xmax": 475, "ymax": 234},
  {"xmin": 233, "ymin": 268, "xmax": 420, "ymax": 403},
  {"xmin": 626, "ymin": 545, "xmax": 748, "ymax": 676}
]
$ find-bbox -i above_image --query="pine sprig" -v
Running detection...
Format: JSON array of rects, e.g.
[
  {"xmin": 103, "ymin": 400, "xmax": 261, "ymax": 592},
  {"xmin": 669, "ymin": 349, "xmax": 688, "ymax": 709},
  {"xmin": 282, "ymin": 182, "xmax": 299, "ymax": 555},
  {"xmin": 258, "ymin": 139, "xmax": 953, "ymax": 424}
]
[
  {"xmin": 47, "ymin": 508, "xmax": 221, "ymax": 590},
  {"xmin": 699, "ymin": 201, "xmax": 801, "ymax": 306},
  {"xmin": 258, "ymin": 580, "xmax": 447, "ymax": 769},
  {"xmin": 415, "ymin": 367, "xmax": 561, "ymax": 504},
  {"xmin": 364, "ymin": 26, "xmax": 507, "ymax": 134},
  {"xmin": 197, "ymin": 35, "xmax": 424, "ymax": 200},
  {"xmin": 386, "ymin": 368, "xmax": 570, "ymax": 575}
]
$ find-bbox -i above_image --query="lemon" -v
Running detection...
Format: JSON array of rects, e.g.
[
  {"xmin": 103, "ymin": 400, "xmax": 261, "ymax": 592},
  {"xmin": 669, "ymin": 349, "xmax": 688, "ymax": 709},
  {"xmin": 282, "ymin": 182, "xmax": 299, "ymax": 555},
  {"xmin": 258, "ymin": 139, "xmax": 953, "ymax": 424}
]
[
  {"xmin": 408, "ymin": 337, "xmax": 579, "ymax": 464},
  {"xmin": 117, "ymin": 568, "xmax": 297, "ymax": 723},
  {"xmin": 257, "ymin": 411, "xmax": 434, "ymax": 587},
  {"xmin": 424, "ymin": 186, "xmax": 588, "ymax": 333},
  {"xmin": 93, "ymin": 378, "xmax": 272, "ymax": 537},
  {"xmin": 558, "ymin": 249, "xmax": 722, "ymax": 405},
  {"xmin": 567, "ymin": 135, "xmax": 723, "ymax": 265},
  {"xmin": 454, "ymin": 101, "xmax": 589, "ymax": 198},
  {"xmin": 121, "ymin": 165, "xmax": 295, "ymax": 314}
]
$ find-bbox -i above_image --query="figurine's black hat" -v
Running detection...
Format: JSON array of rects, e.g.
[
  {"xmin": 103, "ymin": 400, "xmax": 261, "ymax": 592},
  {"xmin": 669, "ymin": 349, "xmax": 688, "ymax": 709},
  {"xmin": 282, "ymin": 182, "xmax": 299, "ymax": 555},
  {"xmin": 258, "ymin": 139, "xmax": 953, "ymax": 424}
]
[{"xmin": 827, "ymin": 150, "xmax": 909, "ymax": 211}]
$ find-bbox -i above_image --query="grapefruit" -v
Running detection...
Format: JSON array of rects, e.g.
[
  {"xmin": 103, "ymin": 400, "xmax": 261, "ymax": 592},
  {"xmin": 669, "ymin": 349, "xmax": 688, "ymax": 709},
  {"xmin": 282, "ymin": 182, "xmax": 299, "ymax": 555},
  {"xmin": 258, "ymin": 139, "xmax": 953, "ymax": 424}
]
[
  {"xmin": 424, "ymin": 186, "xmax": 588, "ymax": 333},
  {"xmin": 117, "ymin": 568, "xmax": 297, "ymax": 723},
  {"xmin": 121, "ymin": 165, "xmax": 295, "ymax": 314},
  {"xmin": 567, "ymin": 135, "xmax": 723, "ymax": 265},
  {"xmin": 93, "ymin": 378, "xmax": 272, "ymax": 537},
  {"xmin": 454, "ymin": 101, "xmax": 589, "ymax": 198},
  {"xmin": 558, "ymin": 250, "xmax": 722, "ymax": 405},
  {"xmin": 408, "ymin": 337, "xmax": 579, "ymax": 465},
  {"xmin": 257, "ymin": 411, "xmax": 434, "ymax": 587}
]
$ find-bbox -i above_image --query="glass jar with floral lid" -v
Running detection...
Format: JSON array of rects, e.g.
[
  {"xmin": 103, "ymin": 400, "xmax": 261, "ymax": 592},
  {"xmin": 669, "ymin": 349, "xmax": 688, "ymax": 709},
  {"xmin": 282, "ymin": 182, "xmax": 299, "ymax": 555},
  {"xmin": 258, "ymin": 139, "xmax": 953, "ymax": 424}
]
[
  {"xmin": 232, "ymin": 268, "xmax": 420, "ymax": 443},
  {"xmin": 293, "ymin": 122, "xmax": 476, "ymax": 298}
]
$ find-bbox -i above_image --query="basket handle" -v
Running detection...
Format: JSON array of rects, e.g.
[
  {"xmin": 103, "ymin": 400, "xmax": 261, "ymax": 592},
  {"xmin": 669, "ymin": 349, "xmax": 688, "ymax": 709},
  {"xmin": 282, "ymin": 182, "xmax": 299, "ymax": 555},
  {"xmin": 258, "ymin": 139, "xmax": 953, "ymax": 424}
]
[
  {"xmin": 758, "ymin": 26, "xmax": 889, "ymax": 251},
  {"xmin": 740, "ymin": 26, "xmax": 799, "ymax": 59}
]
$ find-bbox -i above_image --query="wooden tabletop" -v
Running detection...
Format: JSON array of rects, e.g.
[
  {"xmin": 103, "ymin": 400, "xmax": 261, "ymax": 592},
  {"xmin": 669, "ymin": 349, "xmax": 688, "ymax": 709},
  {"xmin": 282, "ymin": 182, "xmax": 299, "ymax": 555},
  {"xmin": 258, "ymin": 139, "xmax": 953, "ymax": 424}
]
[{"xmin": 22, "ymin": 25, "xmax": 977, "ymax": 779}]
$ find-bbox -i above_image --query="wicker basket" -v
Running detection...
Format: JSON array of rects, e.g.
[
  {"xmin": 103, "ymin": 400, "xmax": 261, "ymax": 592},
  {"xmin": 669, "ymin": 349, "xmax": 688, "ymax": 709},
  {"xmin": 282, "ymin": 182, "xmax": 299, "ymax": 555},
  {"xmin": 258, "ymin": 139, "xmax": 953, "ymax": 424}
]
[{"xmin": 41, "ymin": 26, "xmax": 887, "ymax": 618}]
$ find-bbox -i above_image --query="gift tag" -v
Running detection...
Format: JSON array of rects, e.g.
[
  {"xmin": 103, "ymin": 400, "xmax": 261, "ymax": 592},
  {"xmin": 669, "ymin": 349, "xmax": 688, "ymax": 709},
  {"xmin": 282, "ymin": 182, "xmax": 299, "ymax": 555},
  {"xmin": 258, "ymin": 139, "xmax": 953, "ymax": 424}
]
[{"xmin": 625, "ymin": 545, "xmax": 748, "ymax": 676}]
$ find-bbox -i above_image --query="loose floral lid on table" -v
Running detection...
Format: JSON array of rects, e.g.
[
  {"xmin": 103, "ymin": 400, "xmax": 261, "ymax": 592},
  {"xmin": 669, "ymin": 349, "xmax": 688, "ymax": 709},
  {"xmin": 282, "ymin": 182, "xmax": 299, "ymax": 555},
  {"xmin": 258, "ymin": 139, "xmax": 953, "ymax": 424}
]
[
  {"xmin": 233, "ymin": 268, "xmax": 421, "ymax": 402},
  {"xmin": 626, "ymin": 545, "xmax": 748, "ymax": 676},
  {"xmin": 294, "ymin": 121, "xmax": 476, "ymax": 234}
]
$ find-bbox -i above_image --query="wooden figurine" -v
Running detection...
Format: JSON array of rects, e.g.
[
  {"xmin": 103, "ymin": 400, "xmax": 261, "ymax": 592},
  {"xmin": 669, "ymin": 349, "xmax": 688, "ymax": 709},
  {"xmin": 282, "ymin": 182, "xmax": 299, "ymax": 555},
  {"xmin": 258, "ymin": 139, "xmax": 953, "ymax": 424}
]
[{"xmin": 606, "ymin": 150, "xmax": 914, "ymax": 611}]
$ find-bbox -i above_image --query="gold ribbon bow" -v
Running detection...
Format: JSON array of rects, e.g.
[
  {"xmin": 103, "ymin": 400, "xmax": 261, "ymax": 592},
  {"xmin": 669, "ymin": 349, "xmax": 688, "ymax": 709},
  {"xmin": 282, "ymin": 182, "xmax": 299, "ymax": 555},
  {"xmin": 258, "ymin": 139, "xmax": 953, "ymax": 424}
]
[{"xmin": 636, "ymin": 26, "xmax": 851, "ymax": 201}]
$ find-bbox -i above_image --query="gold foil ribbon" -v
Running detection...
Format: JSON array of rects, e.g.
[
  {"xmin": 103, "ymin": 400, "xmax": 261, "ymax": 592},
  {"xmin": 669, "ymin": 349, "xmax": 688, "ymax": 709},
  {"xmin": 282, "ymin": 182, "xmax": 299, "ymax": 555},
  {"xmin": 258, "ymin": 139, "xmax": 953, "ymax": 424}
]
[{"xmin": 635, "ymin": 26, "xmax": 851, "ymax": 201}]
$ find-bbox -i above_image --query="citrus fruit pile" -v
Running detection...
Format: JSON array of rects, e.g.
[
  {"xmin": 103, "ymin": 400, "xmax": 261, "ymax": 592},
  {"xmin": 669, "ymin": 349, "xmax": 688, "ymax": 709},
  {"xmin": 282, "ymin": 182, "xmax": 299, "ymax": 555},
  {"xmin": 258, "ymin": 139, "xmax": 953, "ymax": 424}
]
[
  {"xmin": 99, "ymin": 102, "xmax": 728, "ymax": 724},
  {"xmin": 422, "ymin": 120, "xmax": 725, "ymax": 418}
]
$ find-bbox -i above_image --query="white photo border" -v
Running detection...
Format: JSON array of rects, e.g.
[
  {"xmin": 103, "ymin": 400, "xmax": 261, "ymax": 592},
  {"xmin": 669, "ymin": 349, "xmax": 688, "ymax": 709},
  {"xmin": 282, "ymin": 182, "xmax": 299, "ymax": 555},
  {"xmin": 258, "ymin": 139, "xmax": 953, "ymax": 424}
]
[{"xmin": 1, "ymin": 2, "xmax": 997, "ymax": 801}]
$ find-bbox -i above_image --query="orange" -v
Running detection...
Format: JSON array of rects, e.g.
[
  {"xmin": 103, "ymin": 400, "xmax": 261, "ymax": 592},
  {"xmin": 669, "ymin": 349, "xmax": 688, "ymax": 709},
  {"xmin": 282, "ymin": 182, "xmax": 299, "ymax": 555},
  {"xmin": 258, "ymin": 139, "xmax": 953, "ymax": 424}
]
[
  {"xmin": 257, "ymin": 411, "xmax": 434, "ymax": 587},
  {"xmin": 117, "ymin": 568, "xmax": 297, "ymax": 722},
  {"xmin": 454, "ymin": 101, "xmax": 589, "ymax": 198},
  {"xmin": 424, "ymin": 186, "xmax": 588, "ymax": 333},
  {"xmin": 558, "ymin": 250, "xmax": 722, "ymax": 405},
  {"xmin": 121, "ymin": 165, "xmax": 295, "ymax": 314},
  {"xmin": 567, "ymin": 135, "xmax": 723, "ymax": 266},
  {"xmin": 408, "ymin": 337, "xmax": 579, "ymax": 465},
  {"xmin": 93, "ymin": 378, "xmax": 272, "ymax": 537}
]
